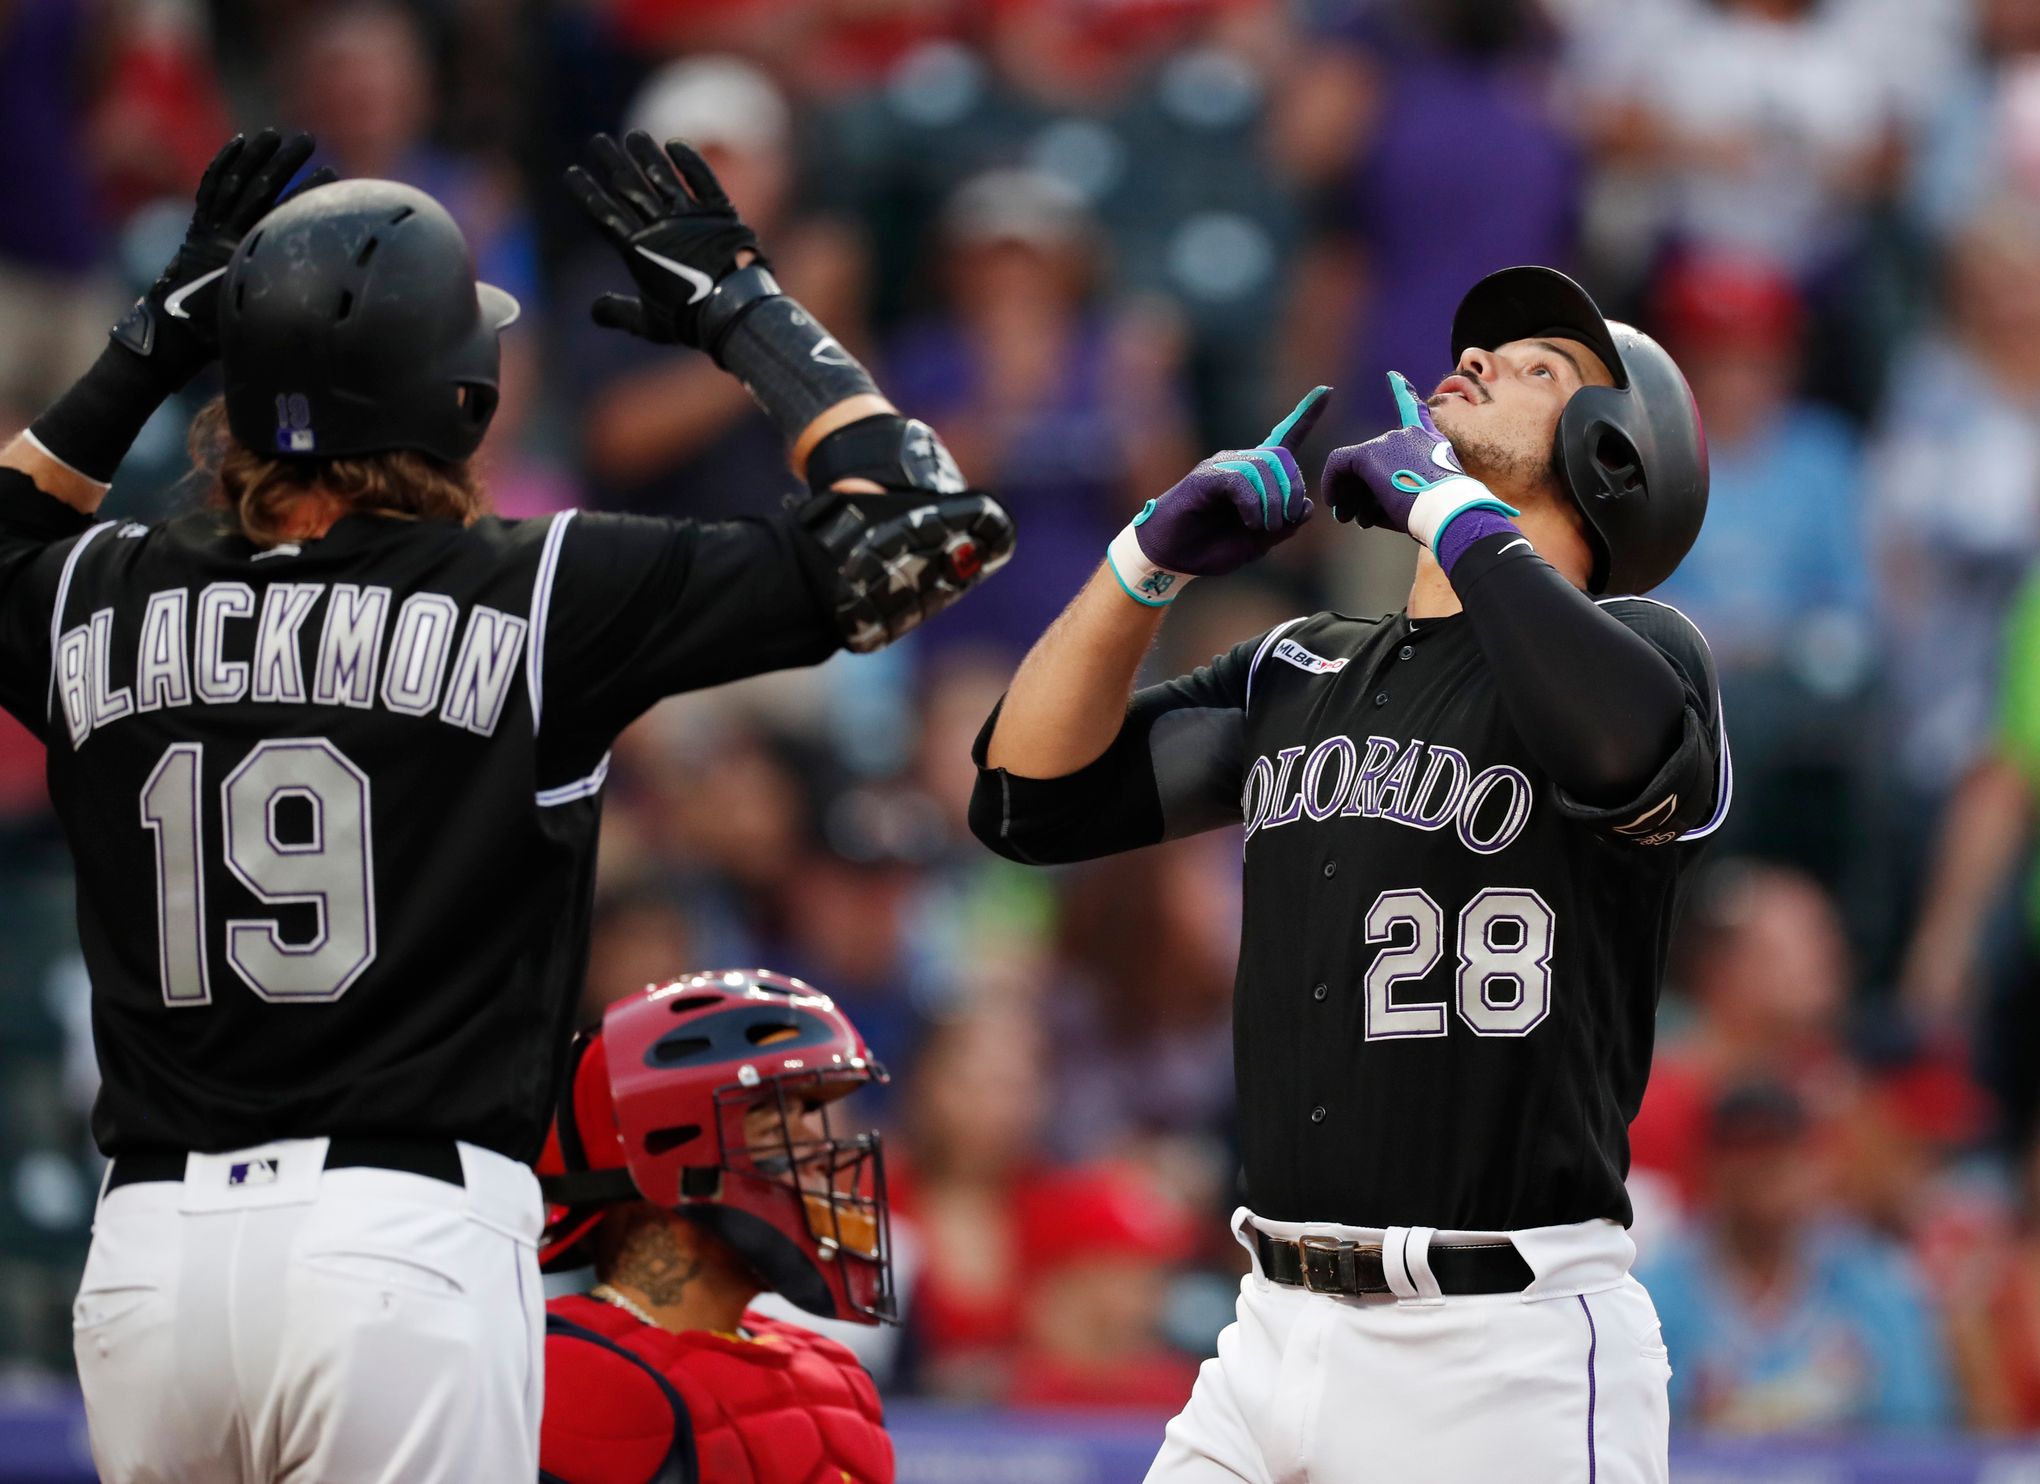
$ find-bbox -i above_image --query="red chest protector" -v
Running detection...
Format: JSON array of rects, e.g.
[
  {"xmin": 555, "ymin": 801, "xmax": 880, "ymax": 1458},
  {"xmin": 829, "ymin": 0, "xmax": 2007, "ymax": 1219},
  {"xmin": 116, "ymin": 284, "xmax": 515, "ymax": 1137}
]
[{"xmin": 540, "ymin": 1293, "xmax": 893, "ymax": 1484}]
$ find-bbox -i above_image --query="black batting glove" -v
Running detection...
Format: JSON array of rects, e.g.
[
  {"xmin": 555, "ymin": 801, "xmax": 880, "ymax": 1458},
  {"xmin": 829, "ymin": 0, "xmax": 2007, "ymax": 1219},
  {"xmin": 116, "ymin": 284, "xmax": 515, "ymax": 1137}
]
[
  {"xmin": 112, "ymin": 129, "xmax": 334, "ymax": 390},
  {"xmin": 30, "ymin": 129, "xmax": 331, "ymax": 485},
  {"xmin": 565, "ymin": 131, "xmax": 766, "ymax": 348}
]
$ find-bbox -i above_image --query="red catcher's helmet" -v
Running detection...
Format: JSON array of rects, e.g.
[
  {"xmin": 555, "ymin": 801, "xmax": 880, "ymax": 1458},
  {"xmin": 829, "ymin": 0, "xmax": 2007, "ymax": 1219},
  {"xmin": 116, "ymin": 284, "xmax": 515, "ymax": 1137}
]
[{"xmin": 537, "ymin": 970, "xmax": 895, "ymax": 1324}]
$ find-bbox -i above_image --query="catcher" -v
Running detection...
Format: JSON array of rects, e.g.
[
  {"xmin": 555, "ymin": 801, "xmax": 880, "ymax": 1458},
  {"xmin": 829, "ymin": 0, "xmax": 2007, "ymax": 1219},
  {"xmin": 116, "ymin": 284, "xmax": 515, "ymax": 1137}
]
[{"xmin": 535, "ymin": 970, "xmax": 896, "ymax": 1484}]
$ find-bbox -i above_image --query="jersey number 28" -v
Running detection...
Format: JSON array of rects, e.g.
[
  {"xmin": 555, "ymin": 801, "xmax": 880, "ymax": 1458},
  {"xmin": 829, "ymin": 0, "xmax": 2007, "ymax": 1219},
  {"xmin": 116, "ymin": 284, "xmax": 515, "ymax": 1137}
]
[
  {"xmin": 1362, "ymin": 888, "xmax": 1554, "ymax": 1039},
  {"xmin": 139, "ymin": 738, "xmax": 377, "ymax": 1005}
]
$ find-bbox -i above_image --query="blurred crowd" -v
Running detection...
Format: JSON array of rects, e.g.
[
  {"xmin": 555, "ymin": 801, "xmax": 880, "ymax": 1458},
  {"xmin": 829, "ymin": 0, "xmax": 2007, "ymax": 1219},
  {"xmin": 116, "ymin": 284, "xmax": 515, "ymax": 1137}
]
[{"xmin": 12, "ymin": 0, "xmax": 2040, "ymax": 1441}]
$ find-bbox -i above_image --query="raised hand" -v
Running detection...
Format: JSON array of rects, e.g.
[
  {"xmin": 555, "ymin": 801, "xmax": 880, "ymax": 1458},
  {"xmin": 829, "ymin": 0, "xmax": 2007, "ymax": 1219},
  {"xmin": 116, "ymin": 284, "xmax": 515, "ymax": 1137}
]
[
  {"xmin": 565, "ymin": 131, "xmax": 765, "ymax": 347},
  {"xmin": 1111, "ymin": 386, "xmax": 1331, "ymax": 603},
  {"xmin": 113, "ymin": 130, "xmax": 333, "ymax": 381},
  {"xmin": 1319, "ymin": 371, "xmax": 1515, "ymax": 545}
]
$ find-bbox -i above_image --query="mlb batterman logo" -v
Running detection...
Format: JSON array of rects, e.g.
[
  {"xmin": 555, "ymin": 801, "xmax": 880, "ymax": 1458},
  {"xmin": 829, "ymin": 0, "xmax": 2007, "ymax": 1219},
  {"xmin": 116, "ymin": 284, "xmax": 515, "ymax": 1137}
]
[
  {"xmin": 228, "ymin": 1158, "xmax": 279, "ymax": 1187},
  {"xmin": 1272, "ymin": 638, "xmax": 1349, "ymax": 675},
  {"xmin": 274, "ymin": 391, "xmax": 316, "ymax": 453}
]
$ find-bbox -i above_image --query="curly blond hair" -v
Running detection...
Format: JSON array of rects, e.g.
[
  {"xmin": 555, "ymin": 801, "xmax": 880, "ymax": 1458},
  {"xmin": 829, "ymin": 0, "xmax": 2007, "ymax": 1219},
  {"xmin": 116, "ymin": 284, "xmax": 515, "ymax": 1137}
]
[{"xmin": 188, "ymin": 398, "xmax": 489, "ymax": 547}]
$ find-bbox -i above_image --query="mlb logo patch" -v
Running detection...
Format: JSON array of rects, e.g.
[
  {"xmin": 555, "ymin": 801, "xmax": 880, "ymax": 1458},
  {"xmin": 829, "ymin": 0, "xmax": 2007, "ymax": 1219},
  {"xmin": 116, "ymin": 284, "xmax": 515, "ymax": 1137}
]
[
  {"xmin": 228, "ymin": 1158, "xmax": 279, "ymax": 1187},
  {"xmin": 273, "ymin": 391, "xmax": 316, "ymax": 453},
  {"xmin": 1273, "ymin": 638, "xmax": 1348, "ymax": 675}
]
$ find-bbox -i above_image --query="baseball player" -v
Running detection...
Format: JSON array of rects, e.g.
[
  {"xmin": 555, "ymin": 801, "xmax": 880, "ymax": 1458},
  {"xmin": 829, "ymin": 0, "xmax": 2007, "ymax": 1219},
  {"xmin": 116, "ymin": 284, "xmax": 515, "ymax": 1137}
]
[
  {"xmin": 972, "ymin": 266, "xmax": 1719, "ymax": 1482},
  {"xmin": 1, "ymin": 130, "xmax": 1008, "ymax": 1483},
  {"xmin": 535, "ymin": 970, "xmax": 894, "ymax": 1484}
]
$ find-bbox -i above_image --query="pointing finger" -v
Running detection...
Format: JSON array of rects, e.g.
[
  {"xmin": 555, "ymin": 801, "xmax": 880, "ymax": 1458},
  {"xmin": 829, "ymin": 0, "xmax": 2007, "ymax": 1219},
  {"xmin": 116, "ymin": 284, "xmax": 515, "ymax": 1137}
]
[
  {"xmin": 1262, "ymin": 385, "xmax": 1331, "ymax": 453},
  {"xmin": 1388, "ymin": 370, "xmax": 1448, "ymax": 439},
  {"xmin": 1388, "ymin": 370, "xmax": 1433, "ymax": 431}
]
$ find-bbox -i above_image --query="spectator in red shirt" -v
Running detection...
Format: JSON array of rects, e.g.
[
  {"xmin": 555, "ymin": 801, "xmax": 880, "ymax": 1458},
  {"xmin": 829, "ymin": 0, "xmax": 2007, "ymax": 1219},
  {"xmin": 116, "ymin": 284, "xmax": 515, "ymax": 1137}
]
[
  {"xmin": 888, "ymin": 1001, "xmax": 1054, "ymax": 1399},
  {"xmin": 1008, "ymin": 1163, "xmax": 1202, "ymax": 1411},
  {"xmin": 1629, "ymin": 861, "xmax": 1856, "ymax": 1208}
]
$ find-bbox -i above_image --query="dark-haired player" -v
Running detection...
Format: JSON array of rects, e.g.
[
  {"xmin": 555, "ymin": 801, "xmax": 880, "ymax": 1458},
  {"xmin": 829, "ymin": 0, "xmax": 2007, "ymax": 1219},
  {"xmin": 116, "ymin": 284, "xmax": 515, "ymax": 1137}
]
[{"xmin": 972, "ymin": 268, "xmax": 1720, "ymax": 1482}]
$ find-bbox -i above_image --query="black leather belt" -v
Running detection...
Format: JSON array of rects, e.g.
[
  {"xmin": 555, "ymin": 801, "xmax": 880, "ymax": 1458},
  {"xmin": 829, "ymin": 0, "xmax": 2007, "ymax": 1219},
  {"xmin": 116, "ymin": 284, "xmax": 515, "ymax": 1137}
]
[
  {"xmin": 1254, "ymin": 1226, "xmax": 1532, "ymax": 1297},
  {"xmin": 107, "ymin": 1138, "xmax": 465, "ymax": 1192}
]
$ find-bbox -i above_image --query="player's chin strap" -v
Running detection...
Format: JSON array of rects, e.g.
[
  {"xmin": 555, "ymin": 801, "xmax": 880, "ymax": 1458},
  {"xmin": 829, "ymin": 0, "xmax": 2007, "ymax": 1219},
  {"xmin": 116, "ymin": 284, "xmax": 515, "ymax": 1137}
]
[{"xmin": 794, "ymin": 413, "xmax": 1016, "ymax": 654}]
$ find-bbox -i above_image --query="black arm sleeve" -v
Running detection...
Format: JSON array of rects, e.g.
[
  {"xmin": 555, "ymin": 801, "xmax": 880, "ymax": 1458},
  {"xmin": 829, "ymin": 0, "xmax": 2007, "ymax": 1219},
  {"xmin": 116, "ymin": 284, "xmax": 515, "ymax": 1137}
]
[
  {"xmin": 968, "ymin": 633, "xmax": 1262, "ymax": 865},
  {"xmin": 0, "ymin": 468, "xmax": 95, "ymax": 738},
  {"xmin": 542, "ymin": 510, "xmax": 842, "ymax": 745},
  {"xmin": 1448, "ymin": 531, "xmax": 1686, "ymax": 805},
  {"xmin": 1450, "ymin": 530, "xmax": 1727, "ymax": 840}
]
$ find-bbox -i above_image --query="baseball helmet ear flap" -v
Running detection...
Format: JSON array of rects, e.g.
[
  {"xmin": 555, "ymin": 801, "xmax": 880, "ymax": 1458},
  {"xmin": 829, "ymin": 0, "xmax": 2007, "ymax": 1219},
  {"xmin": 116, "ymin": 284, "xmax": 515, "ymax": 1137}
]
[
  {"xmin": 537, "ymin": 1025, "xmax": 640, "ymax": 1270},
  {"xmin": 1555, "ymin": 388, "xmax": 1645, "ymax": 594},
  {"xmin": 1553, "ymin": 323, "xmax": 1709, "ymax": 596}
]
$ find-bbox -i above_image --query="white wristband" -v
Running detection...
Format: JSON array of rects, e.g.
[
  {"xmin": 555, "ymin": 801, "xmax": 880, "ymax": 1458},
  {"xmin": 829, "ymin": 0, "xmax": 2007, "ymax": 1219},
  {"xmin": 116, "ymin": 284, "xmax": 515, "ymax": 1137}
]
[
  {"xmin": 1106, "ymin": 523, "xmax": 1191, "ymax": 607},
  {"xmin": 1406, "ymin": 475, "xmax": 1515, "ymax": 550}
]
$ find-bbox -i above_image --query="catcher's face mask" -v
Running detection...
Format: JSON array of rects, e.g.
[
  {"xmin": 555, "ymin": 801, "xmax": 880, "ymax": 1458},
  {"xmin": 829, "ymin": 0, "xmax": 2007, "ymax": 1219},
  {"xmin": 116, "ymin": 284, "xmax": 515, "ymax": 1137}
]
[{"xmin": 538, "ymin": 971, "xmax": 895, "ymax": 1324}]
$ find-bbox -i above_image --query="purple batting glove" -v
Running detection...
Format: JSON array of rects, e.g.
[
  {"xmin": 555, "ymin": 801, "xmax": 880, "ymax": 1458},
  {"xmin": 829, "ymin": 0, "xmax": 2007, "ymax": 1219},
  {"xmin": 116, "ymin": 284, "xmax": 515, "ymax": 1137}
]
[
  {"xmin": 1320, "ymin": 371, "xmax": 1519, "ymax": 570},
  {"xmin": 1107, "ymin": 386, "xmax": 1330, "ymax": 606}
]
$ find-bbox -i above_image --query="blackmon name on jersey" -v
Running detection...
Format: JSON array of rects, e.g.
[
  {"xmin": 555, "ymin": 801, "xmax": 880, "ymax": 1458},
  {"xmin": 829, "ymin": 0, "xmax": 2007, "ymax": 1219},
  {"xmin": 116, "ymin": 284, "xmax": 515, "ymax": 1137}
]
[
  {"xmin": 973, "ymin": 597, "xmax": 1728, "ymax": 1233},
  {"xmin": 55, "ymin": 574, "xmax": 531, "ymax": 749},
  {"xmin": 0, "ymin": 480, "xmax": 841, "ymax": 1161}
]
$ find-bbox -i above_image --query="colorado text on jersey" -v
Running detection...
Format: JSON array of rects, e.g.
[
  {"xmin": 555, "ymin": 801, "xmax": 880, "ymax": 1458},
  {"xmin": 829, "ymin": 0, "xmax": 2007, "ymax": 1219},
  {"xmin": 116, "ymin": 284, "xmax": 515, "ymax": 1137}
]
[
  {"xmin": 1241, "ymin": 734, "xmax": 1534, "ymax": 856},
  {"xmin": 53, "ymin": 580, "xmax": 529, "ymax": 748}
]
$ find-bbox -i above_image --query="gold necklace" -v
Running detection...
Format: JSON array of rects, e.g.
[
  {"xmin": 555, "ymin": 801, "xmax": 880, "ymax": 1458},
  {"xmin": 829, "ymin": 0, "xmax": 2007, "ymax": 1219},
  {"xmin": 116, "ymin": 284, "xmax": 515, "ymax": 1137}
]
[{"xmin": 590, "ymin": 1282, "xmax": 661, "ymax": 1329}]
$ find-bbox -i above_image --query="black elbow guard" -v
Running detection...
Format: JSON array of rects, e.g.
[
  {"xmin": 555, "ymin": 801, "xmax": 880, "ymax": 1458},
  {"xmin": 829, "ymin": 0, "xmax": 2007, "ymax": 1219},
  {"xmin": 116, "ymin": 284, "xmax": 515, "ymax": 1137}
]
[
  {"xmin": 795, "ymin": 419, "xmax": 1015, "ymax": 653},
  {"xmin": 805, "ymin": 413, "xmax": 964, "ymax": 500}
]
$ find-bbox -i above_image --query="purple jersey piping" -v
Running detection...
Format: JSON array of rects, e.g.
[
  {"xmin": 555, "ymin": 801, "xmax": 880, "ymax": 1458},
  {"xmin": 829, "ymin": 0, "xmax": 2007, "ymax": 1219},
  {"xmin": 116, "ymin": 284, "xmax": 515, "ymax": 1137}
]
[{"xmin": 1578, "ymin": 1293, "xmax": 1599, "ymax": 1484}]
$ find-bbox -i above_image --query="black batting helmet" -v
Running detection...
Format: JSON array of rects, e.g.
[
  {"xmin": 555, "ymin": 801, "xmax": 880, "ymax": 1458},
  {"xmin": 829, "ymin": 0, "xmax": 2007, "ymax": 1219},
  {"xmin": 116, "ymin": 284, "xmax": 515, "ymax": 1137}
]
[
  {"xmin": 218, "ymin": 179, "xmax": 519, "ymax": 463},
  {"xmin": 1451, "ymin": 266, "xmax": 1708, "ymax": 595}
]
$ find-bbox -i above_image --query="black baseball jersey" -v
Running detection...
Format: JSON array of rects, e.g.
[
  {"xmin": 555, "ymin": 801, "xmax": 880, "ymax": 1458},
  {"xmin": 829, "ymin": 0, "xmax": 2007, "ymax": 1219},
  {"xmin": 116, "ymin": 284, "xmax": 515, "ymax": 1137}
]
[
  {"xmin": 0, "ymin": 472, "xmax": 839, "ymax": 1161},
  {"xmin": 974, "ymin": 599, "xmax": 1727, "ymax": 1231}
]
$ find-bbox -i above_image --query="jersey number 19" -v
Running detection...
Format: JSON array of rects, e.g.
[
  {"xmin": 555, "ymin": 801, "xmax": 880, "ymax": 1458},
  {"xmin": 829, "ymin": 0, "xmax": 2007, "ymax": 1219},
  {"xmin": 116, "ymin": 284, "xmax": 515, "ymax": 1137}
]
[{"xmin": 139, "ymin": 738, "xmax": 378, "ymax": 1006}]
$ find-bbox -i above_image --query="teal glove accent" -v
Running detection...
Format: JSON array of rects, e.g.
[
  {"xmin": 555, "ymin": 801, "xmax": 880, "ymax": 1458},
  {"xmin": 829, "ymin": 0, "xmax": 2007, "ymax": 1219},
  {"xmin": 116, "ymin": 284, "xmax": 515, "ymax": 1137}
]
[
  {"xmin": 1388, "ymin": 368, "xmax": 1429, "ymax": 429},
  {"xmin": 1321, "ymin": 371, "xmax": 1517, "ymax": 536},
  {"xmin": 1117, "ymin": 383, "xmax": 1330, "ymax": 581},
  {"xmin": 1212, "ymin": 452, "xmax": 1291, "ymax": 527},
  {"xmin": 1263, "ymin": 384, "xmax": 1331, "ymax": 450}
]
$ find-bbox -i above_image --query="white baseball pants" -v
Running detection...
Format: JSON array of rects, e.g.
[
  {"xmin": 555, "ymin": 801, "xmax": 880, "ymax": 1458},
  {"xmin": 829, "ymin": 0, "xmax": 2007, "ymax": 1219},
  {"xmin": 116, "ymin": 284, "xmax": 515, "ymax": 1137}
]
[
  {"xmin": 1146, "ymin": 1209, "xmax": 1671, "ymax": 1484},
  {"xmin": 73, "ymin": 1138, "xmax": 545, "ymax": 1484}
]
